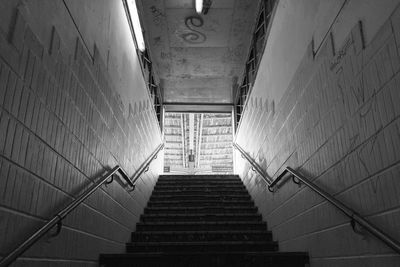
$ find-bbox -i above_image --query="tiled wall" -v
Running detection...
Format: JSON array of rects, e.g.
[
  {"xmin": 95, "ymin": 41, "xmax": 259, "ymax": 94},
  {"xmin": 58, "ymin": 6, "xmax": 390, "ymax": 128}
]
[
  {"xmin": 236, "ymin": 3, "xmax": 400, "ymax": 266},
  {"xmin": 0, "ymin": 4, "xmax": 162, "ymax": 267}
]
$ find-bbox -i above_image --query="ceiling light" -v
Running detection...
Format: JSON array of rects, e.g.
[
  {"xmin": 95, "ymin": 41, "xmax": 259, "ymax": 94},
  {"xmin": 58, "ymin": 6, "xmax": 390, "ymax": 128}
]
[
  {"xmin": 127, "ymin": 0, "xmax": 145, "ymax": 51},
  {"xmin": 195, "ymin": 0, "xmax": 203, "ymax": 14}
]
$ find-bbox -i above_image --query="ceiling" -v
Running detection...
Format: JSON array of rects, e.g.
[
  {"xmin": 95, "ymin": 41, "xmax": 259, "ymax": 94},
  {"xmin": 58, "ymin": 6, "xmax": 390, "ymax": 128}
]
[
  {"xmin": 139, "ymin": 0, "xmax": 260, "ymax": 110},
  {"xmin": 164, "ymin": 113, "xmax": 233, "ymax": 174}
]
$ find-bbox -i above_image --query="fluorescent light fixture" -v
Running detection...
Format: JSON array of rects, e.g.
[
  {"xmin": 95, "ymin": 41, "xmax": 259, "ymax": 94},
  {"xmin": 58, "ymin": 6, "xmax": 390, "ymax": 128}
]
[
  {"xmin": 195, "ymin": 0, "xmax": 203, "ymax": 14},
  {"xmin": 127, "ymin": 0, "xmax": 145, "ymax": 51}
]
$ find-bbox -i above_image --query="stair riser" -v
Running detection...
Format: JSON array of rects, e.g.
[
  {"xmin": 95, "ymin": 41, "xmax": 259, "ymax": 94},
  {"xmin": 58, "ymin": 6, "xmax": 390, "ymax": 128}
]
[
  {"xmin": 131, "ymin": 233, "xmax": 272, "ymax": 242},
  {"xmin": 136, "ymin": 224, "xmax": 267, "ymax": 231},
  {"xmin": 159, "ymin": 175, "xmax": 240, "ymax": 179},
  {"xmin": 152, "ymin": 191, "xmax": 249, "ymax": 196},
  {"xmin": 144, "ymin": 208, "xmax": 258, "ymax": 214},
  {"xmin": 156, "ymin": 182, "xmax": 244, "ymax": 186},
  {"xmin": 157, "ymin": 178, "xmax": 242, "ymax": 183},
  {"xmin": 100, "ymin": 253, "xmax": 309, "ymax": 267},
  {"xmin": 126, "ymin": 243, "xmax": 278, "ymax": 253},
  {"xmin": 153, "ymin": 186, "xmax": 245, "ymax": 190},
  {"xmin": 150, "ymin": 196, "xmax": 251, "ymax": 201},
  {"xmin": 144, "ymin": 206, "xmax": 258, "ymax": 214},
  {"xmin": 140, "ymin": 215, "xmax": 262, "ymax": 222},
  {"xmin": 147, "ymin": 202, "xmax": 254, "ymax": 207}
]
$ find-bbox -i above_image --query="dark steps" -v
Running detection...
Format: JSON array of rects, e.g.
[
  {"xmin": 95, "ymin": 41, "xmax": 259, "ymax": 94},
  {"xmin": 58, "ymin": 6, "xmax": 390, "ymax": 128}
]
[
  {"xmin": 126, "ymin": 240, "xmax": 278, "ymax": 253},
  {"xmin": 157, "ymin": 177, "xmax": 241, "ymax": 181},
  {"xmin": 136, "ymin": 221, "xmax": 268, "ymax": 231},
  {"xmin": 144, "ymin": 206, "xmax": 259, "ymax": 214},
  {"xmin": 140, "ymin": 213, "xmax": 262, "ymax": 222},
  {"xmin": 158, "ymin": 175, "xmax": 241, "ymax": 181},
  {"xmin": 147, "ymin": 200, "xmax": 255, "ymax": 207},
  {"xmin": 100, "ymin": 252, "xmax": 309, "ymax": 267},
  {"xmin": 100, "ymin": 174, "xmax": 309, "ymax": 266},
  {"xmin": 155, "ymin": 181, "xmax": 244, "ymax": 186},
  {"xmin": 152, "ymin": 185, "xmax": 245, "ymax": 190},
  {"xmin": 131, "ymin": 230, "xmax": 273, "ymax": 242},
  {"xmin": 150, "ymin": 195, "xmax": 251, "ymax": 201},
  {"xmin": 152, "ymin": 189, "xmax": 248, "ymax": 195}
]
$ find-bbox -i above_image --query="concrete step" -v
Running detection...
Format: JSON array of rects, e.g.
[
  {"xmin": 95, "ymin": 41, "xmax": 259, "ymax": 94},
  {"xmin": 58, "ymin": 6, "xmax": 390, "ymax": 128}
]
[
  {"xmin": 151, "ymin": 189, "xmax": 248, "ymax": 195},
  {"xmin": 149, "ymin": 194, "xmax": 251, "ymax": 201},
  {"xmin": 140, "ymin": 213, "xmax": 262, "ymax": 222},
  {"xmin": 152, "ymin": 185, "xmax": 246, "ymax": 190},
  {"xmin": 126, "ymin": 240, "xmax": 278, "ymax": 253},
  {"xmin": 99, "ymin": 251, "xmax": 310, "ymax": 267},
  {"xmin": 159, "ymin": 175, "xmax": 240, "ymax": 180},
  {"xmin": 156, "ymin": 178, "xmax": 241, "ymax": 183},
  {"xmin": 136, "ymin": 221, "xmax": 268, "ymax": 231},
  {"xmin": 144, "ymin": 206, "xmax": 259, "ymax": 214},
  {"xmin": 131, "ymin": 230, "xmax": 273, "ymax": 242},
  {"xmin": 147, "ymin": 200, "xmax": 254, "ymax": 207},
  {"xmin": 156, "ymin": 180, "xmax": 244, "ymax": 185}
]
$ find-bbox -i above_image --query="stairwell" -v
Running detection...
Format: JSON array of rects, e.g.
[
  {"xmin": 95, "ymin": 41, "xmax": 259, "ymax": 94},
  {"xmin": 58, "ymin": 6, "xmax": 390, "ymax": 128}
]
[{"xmin": 100, "ymin": 175, "xmax": 309, "ymax": 266}]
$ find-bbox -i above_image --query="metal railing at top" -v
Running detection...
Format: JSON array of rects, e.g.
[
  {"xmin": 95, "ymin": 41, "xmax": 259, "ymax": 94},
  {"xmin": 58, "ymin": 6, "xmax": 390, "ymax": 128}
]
[
  {"xmin": 233, "ymin": 142, "xmax": 400, "ymax": 255},
  {"xmin": 0, "ymin": 143, "xmax": 164, "ymax": 267}
]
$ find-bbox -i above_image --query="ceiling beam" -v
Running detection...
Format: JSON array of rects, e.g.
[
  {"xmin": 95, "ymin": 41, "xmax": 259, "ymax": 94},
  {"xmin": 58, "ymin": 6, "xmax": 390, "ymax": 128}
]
[{"xmin": 164, "ymin": 102, "xmax": 233, "ymax": 113}]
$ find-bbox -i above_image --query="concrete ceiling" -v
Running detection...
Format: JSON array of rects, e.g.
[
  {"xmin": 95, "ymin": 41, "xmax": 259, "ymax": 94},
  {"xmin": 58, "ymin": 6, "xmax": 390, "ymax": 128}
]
[{"xmin": 139, "ymin": 0, "xmax": 260, "ymax": 109}]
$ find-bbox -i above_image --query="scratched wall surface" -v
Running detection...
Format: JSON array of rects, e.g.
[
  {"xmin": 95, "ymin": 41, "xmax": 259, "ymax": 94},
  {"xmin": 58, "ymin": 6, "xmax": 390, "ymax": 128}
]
[
  {"xmin": 0, "ymin": 0, "xmax": 162, "ymax": 266},
  {"xmin": 235, "ymin": 1, "xmax": 400, "ymax": 266}
]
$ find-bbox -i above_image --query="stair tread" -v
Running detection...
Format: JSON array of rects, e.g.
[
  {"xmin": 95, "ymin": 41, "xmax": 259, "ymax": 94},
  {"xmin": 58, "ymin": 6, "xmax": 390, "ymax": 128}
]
[
  {"xmin": 152, "ymin": 191, "xmax": 247, "ymax": 194},
  {"xmin": 151, "ymin": 194, "xmax": 249, "ymax": 196},
  {"xmin": 101, "ymin": 251, "xmax": 307, "ymax": 257},
  {"xmin": 148, "ymin": 200, "xmax": 252, "ymax": 203},
  {"xmin": 145, "ymin": 206, "xmax": 256, "ymax": 210},
  {"xmin": 128, "ymin": 241, "xmax": 276, "ymax": 245},
  {"xmin": 127, "ymin": 241, "xmax": 278, "ymax": 248},
  {"xmin": 151, "ymin": 197, "xmax": 250, "ymax": 199},
  {"xmin": 159, "ymin": 175, "xmax": 239, "ymax": 178},
  {"xmin": 137, "ymin": 221, "xmax": 266, "ymax": 225},
  {"xmin": 142, "ymin": 213, "xmax": 260, "ymax": 217},
  {"xmin": 156, "ymin": 182, "xmax": 241, "ymax": 184},
  {"xmin": 157, "ymin": 181, "xmax": 242, "ymax": 184},
  {"xmin": 100, "ymin": 252, "xmax": 309, "ymax": 267},
  {"xmin": 157, "ymin": 180, "xmax": 241, "ymax": 183},
  {"xmin": 133, "ymin": 230, "xmax": 271, "ymax": 234},
  {"xmin": 153, "ymin": 186, "xmax": 245, "ymax": 189}
]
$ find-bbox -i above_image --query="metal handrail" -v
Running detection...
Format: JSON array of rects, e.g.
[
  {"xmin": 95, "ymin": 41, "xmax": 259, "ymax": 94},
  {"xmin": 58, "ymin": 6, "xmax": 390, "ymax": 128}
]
[
  {"xmin": 0, "ymin": 143, "xmax": 164, "ymax": 267},
  {"xmin": 233, "ymin": 142, "xmax": 400, "ymax": 255},
  {"xmin": 130, "ymin": 143, "xmax": 164, "ymax": 187},
  {"xmin": 233, "ymin": 143, "xmax": 273, "ymax": 185}
]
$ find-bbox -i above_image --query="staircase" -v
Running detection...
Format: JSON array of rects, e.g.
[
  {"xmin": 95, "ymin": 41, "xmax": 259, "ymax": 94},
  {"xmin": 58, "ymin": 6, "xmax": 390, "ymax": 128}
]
[{"xmin": 100, "ymin": 175, "xmax": 309, "ymax": 266}]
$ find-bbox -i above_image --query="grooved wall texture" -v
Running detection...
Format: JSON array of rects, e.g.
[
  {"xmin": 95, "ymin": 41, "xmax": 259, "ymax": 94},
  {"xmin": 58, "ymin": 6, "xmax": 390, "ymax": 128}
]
[
  {"xmin": 235, "ymin": 2, "xmax": 400, "ymax": 266},
  {"xmin": 0, "ymin": 2, "xmax": 163, "ymax": 266}
]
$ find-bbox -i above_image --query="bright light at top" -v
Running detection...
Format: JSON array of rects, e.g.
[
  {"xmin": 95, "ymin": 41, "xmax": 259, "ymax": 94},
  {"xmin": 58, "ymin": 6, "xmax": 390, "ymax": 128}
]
[
  {"xmin": 195, "ymin": 0, "xmax": 203, "ymax": 14},
  {"xmin": 127, "ymin": 0, "xmax": 145, "ymax": 51}
]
